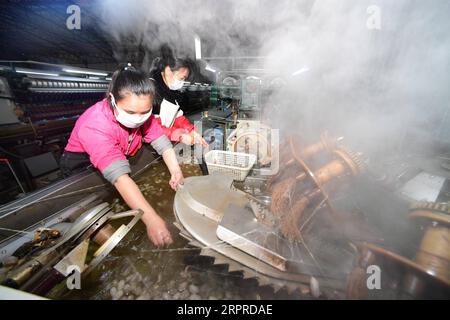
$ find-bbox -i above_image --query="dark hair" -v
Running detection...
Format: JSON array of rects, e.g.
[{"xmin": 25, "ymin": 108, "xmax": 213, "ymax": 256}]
[
  {"xmin": 150, "ymin": 44, "xmax": 195, "ymax": 82},
  {"xmin": 107, "ymin": 63, "xmax": 155, "ymax": 102}
]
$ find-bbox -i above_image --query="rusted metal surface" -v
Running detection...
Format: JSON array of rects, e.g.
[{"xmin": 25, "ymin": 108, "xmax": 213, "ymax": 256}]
[
  {"xmin": 269, "ymin": 137, "xmax": 365, "ymax": 241},
  {"xmin": 173, "ymin": 130, "xmax": 375, "ymax": 297},
  {"xmin": 355, "ymin": 201, "xmax": 450, "ymax": 298},
  {"xmin": 93, "ymin": 224, "xmax": 116, "ymax": 246}
]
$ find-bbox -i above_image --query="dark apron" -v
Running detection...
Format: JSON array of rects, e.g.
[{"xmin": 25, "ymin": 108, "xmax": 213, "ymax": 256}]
[
  {"xmin": 59, "ymin": 144, "xmax": 157, "ymax": 179},
  {"xmin": 59, "ymin": 151, "xmax": 92, "ymax": 178}
]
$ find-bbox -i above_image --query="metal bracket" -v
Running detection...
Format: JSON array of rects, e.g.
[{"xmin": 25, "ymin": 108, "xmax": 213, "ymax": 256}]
[{"xmin": 82, "ymin": 209, "xmax": 143, "ymax": 276}]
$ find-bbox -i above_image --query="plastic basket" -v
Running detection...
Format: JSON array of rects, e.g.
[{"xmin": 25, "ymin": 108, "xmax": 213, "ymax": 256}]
[{"xmin": 204, "ymin": 150, "xmax": 257, "ymax": 181}]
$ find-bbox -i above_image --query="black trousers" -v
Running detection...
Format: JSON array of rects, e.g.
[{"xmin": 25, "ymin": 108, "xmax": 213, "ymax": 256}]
[{"xmin": 59, "ymin": 151, "xmax": 92, "ymax": 178}]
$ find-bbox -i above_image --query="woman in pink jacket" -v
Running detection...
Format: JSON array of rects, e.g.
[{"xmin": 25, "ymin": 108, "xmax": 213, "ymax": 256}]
[{"xmin": 61, "ymin": 65, "xmax": 182, "ymax": 247}]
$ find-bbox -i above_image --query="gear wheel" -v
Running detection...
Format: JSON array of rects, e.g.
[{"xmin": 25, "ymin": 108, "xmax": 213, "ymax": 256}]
[
  {"xmin": 410, "ymin": 201, "xmax": 450, "ymax": 215},
  {"xmin": 333, "ymin": 148, "xmax": 365, "ymax": 176},
  {"xmin": 409, "ymin": 201, "xmax": 450, "ymax": 227},
  {"xmin": 173, "ymin": 222, "xmax": 347, "ymax": 296},
  {"xmin": 173, "ymin": 174, "xmax": 355, "ymax": 298},
  {"xmin": 173, "ymin": 217, "xmax": 351, "ymax": 297}
]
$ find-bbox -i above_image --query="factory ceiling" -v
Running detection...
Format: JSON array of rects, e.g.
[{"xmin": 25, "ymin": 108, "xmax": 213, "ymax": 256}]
[
  {"xmin": 0, "ymin": 0, "xmax": 145, "ymax": 69},
  {"xmin": 0, "ymin": 0, "xmax": 316, "ymax": 72}
]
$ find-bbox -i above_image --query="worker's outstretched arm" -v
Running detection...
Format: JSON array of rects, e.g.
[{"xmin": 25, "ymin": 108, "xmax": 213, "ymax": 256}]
[
  {"xmin": 161, "ymin": 147, "xmax": 184, "ymax": 190},
  {"xmin": 114, "ymin": 174, "xmax": 173, "ymax": 247}
]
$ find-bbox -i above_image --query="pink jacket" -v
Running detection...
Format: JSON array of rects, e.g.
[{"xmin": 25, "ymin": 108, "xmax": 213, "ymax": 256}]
[
  {"xmin": 154, "ymin": 115, "xmax": 195, "ymax": 142},
  {"xmin": 65, "ymin": 99, "xmax": 171, "ymax": 181}
]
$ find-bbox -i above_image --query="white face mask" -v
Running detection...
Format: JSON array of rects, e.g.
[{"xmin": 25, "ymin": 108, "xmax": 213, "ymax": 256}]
[
  {"xmin": 168, "ymin": 78, "xmax": 184, "ymax": 91},
  {"xmin": 110, "ymin": 94, "xmax": 152, "ymax": 128}
]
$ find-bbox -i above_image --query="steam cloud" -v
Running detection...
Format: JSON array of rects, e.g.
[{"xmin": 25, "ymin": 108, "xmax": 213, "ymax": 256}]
[{"xmin": 94, "ymin": 0, "xmax": 450, "ymax": 158}]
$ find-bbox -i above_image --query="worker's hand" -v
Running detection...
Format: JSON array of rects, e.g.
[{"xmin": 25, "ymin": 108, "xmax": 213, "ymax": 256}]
[
  {"xmin": 192, "ymin": 131, "xmax": 209, "ymax": 147},
  {"xmin": 180, "ymin": 132, "xmax": 208, "ymax": 147},
  {"xmin": 180, "ymin": 133, "xmax": 194, "ymax": 145},
  {"xmin": 144, "ymin": 214, "xmax": 173, "ymax": 247},
  {"xmin": 169, "ymin": 170, "xmax": 184, "ymax": 191}
]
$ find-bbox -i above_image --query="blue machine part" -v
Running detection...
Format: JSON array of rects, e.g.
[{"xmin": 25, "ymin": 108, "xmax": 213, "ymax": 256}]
[{"xmin": 203, "ymin": 127, "xmax": 224, "ymax": 151}]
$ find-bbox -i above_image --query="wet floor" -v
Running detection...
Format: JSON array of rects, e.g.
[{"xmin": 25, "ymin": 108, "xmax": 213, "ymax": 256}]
[{"xmin": 51, "ymin": 161, "xmax": 299, "ymax": 300}]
